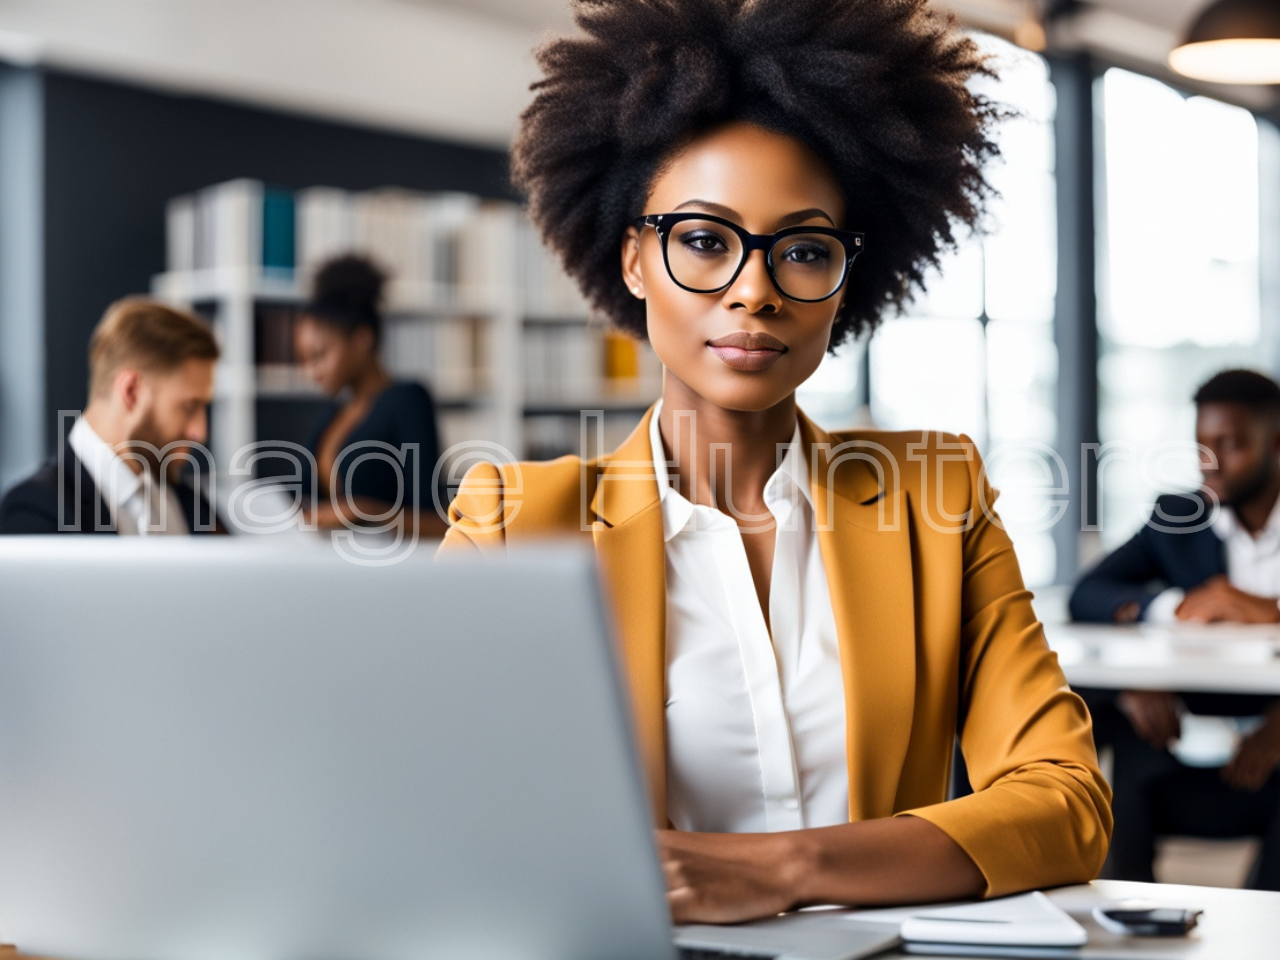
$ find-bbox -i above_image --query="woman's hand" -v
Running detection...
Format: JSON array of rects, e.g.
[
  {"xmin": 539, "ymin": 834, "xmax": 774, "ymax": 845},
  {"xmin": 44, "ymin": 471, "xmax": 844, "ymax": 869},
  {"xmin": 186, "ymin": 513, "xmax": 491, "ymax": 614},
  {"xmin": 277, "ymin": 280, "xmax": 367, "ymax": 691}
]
[
  {"xmin": 657, "ymin": 818, "xmax": 984, "ymax": 924},
  {"xmin": 657, "ymin": 829, "xmax": 810, "ymax": 924}
]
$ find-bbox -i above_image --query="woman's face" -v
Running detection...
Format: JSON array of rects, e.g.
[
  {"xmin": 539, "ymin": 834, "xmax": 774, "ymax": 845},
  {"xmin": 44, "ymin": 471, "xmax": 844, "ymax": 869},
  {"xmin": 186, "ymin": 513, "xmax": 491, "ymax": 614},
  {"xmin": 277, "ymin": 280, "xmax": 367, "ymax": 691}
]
[
  {"xmin": 622, "ymin": 122, "xmax": 848, "ymax": 413},
  {"xmin": 295, "ymin": 317, "xmax": 370, "ymax": 396}
]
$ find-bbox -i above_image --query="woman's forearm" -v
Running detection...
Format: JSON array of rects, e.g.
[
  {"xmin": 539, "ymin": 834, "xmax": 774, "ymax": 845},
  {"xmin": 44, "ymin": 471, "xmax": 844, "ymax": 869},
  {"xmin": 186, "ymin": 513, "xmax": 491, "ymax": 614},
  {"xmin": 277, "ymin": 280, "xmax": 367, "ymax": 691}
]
[
  {"xmin": 658, "ymin": 815, "xmax": 986, "ymax": 924},
  {"xmin": 792, "ymin": 815, "xmax": 985, "ymax": 908}
]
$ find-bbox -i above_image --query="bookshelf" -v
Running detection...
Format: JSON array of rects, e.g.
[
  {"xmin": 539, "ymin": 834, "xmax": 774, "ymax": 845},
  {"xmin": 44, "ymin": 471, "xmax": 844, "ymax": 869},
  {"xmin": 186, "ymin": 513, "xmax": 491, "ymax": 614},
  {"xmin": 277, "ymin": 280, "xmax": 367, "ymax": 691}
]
[{"xmin": 151, "ymin": 180, "xmax": 663, "ymax": 495}]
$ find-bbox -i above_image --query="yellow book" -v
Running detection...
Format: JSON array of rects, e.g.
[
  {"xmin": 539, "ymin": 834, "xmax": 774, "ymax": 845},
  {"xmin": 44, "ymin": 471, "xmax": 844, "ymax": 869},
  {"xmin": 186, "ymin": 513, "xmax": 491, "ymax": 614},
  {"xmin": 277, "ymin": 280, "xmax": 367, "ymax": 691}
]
[{"xmin": 603, "ymin": 330, "xmax": 639, "ymax": 381}]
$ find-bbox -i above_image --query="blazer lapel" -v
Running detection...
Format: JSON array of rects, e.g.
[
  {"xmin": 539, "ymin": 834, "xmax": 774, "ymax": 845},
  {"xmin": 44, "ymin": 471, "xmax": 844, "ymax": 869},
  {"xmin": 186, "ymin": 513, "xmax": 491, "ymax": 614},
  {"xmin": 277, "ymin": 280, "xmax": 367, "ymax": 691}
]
[
  {"xmin": 63, "ymin": 451, "xmax": 115, "ymax": 535},
  {"xmin": 589, "ymin": 404, "xmax": 668, "ymax": 824},
  {"xmin": 800, "ymin": 412, "xmax": 918, "ymax": 821},
  {"xmin": 1197, "ymin": 499, "xmax": 1228, "ymax": 580}
]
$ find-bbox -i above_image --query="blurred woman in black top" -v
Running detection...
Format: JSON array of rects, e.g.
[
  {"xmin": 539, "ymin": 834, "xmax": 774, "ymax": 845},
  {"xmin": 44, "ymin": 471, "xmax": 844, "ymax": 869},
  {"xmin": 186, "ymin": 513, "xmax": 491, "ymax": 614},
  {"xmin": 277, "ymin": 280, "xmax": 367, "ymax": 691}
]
[{"xmin": 294, "ymin": 254, "xmax": 447, "ymax": 537}]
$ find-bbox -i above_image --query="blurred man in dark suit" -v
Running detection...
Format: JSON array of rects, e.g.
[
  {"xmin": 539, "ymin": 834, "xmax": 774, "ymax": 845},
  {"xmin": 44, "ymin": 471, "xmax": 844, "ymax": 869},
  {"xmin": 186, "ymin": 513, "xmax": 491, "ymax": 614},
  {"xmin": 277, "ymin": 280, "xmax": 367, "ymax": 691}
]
[
  {"xmin": 1072, "ymin": 369, "xmax": 1280, "ymax": 888},
  {"xmin": 0, "ymin": 297, "xmax": 223, "ymax": 535}
]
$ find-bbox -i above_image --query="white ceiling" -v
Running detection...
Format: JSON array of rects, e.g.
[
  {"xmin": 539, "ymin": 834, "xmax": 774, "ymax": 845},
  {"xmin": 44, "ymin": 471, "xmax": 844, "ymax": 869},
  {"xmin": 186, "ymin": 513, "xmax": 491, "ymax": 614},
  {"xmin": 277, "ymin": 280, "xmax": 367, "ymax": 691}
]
[
  {"xmin": 405, "ymin": 0, "xmax": 574, "ymax": 31},
  {"xmin": 416, "ymin": 0, "xmax": 1205, "ymax": 36},
  {"xmin": 411, "ymin": 0, "xmax": 1278, "ymax": 112},
  {"xmin": 1103, "ymin": 0, "xmax": 1205, "ymax": 33},
  {"xmin": 0, "ymin": 0, "xmax": 1272, "ymax": 150},
  {"xmin": 0, "ymin": 0, "xmax": 543, "ymax": 147}
]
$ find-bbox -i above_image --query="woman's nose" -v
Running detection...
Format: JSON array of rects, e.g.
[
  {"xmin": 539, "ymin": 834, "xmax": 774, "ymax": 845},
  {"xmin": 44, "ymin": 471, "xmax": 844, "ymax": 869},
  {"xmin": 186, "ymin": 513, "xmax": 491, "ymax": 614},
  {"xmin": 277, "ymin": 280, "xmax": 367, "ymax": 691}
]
[{"xmin": 722, "ymin": 249, "xmax": 782, "ymax": 314}]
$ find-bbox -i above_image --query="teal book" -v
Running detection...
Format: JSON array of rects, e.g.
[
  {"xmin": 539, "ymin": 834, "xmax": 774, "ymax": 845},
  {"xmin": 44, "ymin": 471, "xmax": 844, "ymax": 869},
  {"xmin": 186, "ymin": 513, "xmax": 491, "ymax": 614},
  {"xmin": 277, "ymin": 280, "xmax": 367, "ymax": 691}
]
[{"xmin": 262, "ymin": 187, "xmax": 296, "ymax": 272}]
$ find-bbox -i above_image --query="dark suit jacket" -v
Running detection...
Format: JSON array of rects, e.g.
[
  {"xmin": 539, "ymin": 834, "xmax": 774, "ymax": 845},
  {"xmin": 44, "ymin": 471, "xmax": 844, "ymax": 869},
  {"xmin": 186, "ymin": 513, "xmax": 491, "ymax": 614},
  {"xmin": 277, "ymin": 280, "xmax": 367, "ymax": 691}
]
[
  {"xmin": 1070, "ymin": 491, "xmax": 1225, "ymax": 623},
  {"xmin": 1070, "ymin": 490, "xmax": 1271, "ymax": 717},
  {"xmin": 0, "ymin": 451, "xmax": 223, "ymax": 534}
]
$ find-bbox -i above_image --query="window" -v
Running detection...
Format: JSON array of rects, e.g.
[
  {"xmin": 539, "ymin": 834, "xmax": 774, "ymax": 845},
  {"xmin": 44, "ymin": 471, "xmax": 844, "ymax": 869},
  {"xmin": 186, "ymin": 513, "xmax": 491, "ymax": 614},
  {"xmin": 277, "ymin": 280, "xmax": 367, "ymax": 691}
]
[
  {"xmin": 1096, "ymin": 68, "xmax": 1262, "ymax": 548},
  {"xmin": 810, "ymin": 35, "xmax": 1060, "ymax": 585}
]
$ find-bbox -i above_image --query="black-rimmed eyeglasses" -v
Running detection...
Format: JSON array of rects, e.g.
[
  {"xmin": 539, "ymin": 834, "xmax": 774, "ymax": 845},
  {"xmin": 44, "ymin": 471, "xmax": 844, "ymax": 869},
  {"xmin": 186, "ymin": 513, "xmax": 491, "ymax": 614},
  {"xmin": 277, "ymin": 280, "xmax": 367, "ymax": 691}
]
[{"xmin": 632, "ymin": 212, "xmax": 865, "ymax": 303}]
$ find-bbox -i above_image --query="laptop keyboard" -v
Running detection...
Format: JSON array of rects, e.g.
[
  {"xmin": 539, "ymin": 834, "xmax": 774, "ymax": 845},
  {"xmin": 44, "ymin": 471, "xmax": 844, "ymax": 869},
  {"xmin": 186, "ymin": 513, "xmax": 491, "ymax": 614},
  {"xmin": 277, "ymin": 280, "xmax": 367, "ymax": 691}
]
[{"xmin": 677, "ymin": 947, "xmax": 779, "ymax": 960}]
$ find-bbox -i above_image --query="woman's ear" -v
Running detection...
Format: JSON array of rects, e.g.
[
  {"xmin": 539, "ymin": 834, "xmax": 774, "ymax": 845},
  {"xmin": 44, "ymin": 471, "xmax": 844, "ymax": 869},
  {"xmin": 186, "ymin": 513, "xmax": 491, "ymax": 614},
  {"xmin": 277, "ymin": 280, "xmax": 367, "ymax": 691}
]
[
  {"xmin": 620, "ymin": 225, "xmax": 646, "ymax": 300},
  {"xmin": 353, "ymin": 325, "xmax": 377, "ymax": 357}
]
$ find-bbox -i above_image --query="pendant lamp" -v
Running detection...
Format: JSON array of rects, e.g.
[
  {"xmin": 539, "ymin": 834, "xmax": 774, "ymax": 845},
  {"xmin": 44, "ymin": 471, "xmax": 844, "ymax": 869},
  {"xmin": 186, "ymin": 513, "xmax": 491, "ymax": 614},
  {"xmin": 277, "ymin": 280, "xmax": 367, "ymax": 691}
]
[{"xmin": 1169, "ymin": 0, "xmax": 1280, "ymax": 84}]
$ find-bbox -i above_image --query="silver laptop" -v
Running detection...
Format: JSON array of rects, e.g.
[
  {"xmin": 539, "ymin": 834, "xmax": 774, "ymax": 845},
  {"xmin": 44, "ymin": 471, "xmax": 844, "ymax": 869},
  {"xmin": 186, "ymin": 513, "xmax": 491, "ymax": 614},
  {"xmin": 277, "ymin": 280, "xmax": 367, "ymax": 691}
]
[{"xmin": 0, "ymin": 538, "xmax": 898, "ymax": 960}]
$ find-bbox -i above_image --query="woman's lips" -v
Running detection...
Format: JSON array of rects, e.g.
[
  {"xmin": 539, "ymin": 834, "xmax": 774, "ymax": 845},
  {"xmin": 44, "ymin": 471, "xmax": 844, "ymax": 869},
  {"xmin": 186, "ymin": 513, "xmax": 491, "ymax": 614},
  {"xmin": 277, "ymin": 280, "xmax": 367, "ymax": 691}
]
[
  {"xmin": 706, "ymin": 332, "xmax": 787, "ymax": 372},
  {"xmin": 708, "ymin": 344, "xmax": 785, "ymax": 371}
]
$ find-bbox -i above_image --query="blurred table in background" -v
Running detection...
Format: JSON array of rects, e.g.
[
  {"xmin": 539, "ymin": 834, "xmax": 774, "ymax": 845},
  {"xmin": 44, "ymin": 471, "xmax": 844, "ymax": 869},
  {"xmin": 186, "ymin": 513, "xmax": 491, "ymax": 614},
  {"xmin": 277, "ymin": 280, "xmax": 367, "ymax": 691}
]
[{"xmin": 1045, "ymin": 622, "xmax": 1280, "ymax": 695}]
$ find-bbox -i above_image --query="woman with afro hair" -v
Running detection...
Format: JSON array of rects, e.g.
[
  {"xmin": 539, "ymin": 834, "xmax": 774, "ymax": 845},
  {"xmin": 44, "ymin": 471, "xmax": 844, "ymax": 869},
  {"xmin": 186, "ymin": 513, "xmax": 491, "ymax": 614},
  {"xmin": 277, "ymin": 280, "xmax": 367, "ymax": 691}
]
[
  {"xmin": 295, "ymin": 254, "xmax": 447, "ymax": 535},
  {"xmin": 439, "ymin": 0, "xmax": 1111, "ymax": 921}
]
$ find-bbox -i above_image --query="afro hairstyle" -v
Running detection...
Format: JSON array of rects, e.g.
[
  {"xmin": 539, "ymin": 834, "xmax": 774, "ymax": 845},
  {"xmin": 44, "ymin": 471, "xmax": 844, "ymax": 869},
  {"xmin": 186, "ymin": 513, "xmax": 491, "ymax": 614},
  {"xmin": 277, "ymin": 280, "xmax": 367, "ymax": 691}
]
[
  {"xmin": 511, "ymin": 0, "xmax": 1003, "ymax": 350},
  {"xmin": 306, "ymin": 253, "xmax": 388, "ymax": 343}
]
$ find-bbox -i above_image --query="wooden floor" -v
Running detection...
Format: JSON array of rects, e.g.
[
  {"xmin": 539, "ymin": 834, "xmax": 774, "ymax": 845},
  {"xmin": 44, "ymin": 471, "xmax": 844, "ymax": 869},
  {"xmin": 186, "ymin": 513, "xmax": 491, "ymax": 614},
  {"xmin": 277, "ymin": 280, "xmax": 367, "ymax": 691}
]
[{"xmin": 1155, "ymin": 837, "xmax": 1260, "ymax": 888}]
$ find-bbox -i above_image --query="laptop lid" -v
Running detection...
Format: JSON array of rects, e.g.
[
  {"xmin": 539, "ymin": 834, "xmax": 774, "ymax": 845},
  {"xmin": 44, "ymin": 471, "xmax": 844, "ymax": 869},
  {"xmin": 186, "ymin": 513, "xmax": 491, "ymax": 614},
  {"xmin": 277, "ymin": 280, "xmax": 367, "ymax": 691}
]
[{"xmin": 0, "ymin": 538, "xmax": 676, "ymax": 960}]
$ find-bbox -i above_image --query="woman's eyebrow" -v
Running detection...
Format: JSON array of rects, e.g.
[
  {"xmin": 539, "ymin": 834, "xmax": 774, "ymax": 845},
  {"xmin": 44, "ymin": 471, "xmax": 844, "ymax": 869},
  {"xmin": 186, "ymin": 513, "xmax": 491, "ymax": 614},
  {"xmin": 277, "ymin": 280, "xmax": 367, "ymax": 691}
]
[
  {"xmin": 775, "ymin": 208, "xmax": 836, "ymax": 228},
  {"xmin": 672, "ymin": 199, "xmax": 741, "ymax": 220},
  {"xmin": 671, "ymin": 199, "xmax": 836, "ymax": 229}
]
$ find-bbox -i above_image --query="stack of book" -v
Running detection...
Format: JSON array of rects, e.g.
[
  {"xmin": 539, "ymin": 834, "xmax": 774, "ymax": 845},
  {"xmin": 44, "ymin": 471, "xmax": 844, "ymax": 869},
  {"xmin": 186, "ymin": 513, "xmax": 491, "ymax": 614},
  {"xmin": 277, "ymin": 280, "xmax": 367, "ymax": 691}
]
[
  {"xmin": 168, "ymin": 181, "xmax": 490, "ymax": 311},
  {"xmin": 524, "ymin": 413, "xmax": 649, "ymax": 462},
  {"xmin": 523, "ymin": 324, "xmax": 662, "ymax": 407},
  {"xmin": 381, "ymin": 316, "xmax": 487, "ymax": 400},
  {"xmin": 161, "ymin": 178, "xmax": 664, "ymax": 463},
  {"xmin": 517, "ymin": 218, "xmax": 590, "ymax": 318},
  {"xmin": 166, "ymin": 180, "xmax": 295, "ymax": 275},
  {"xmin": 522, "ymin": 324, "xmax": 605, "ymax": 405}
]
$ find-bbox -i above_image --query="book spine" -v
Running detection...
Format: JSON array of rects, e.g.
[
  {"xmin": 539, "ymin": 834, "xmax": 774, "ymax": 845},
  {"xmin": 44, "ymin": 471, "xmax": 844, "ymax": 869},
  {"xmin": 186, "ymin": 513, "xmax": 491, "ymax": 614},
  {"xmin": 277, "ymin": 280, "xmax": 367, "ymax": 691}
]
[
  {"xmin": 166, "ymin": 195, "xmax": 197, "ymax": 274},
  {"xmin": 261, "ymin": 188, "xmax": 296, "ymax": 272}
]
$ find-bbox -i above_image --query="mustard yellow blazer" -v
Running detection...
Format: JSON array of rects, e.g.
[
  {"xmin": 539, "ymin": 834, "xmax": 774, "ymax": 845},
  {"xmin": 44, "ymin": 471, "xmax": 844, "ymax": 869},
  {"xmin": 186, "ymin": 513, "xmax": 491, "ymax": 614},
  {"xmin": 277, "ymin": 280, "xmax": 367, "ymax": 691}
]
[{"xmin": 436, "ymin": 404, "xmax": 1112, "ymax": 898}]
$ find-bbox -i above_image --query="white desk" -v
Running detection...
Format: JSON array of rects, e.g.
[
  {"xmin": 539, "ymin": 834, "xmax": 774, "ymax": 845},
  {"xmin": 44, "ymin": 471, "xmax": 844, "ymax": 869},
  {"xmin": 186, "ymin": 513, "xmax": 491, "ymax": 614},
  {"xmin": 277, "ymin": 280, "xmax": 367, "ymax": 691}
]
[
  {"xmin": 882, "ymin": 880, "xmax": 1280, "ymax": 959},
  {"xmin": 1044, "ymin": 622, "xmax": 1280, "ymax": 694}
]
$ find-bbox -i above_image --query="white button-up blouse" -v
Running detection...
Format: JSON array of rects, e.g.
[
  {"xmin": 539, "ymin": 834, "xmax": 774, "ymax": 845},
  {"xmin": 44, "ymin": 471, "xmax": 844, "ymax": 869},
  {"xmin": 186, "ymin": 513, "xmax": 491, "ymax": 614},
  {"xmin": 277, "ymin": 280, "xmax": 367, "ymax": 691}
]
[{"xmin": 651, "ymin": 401, "xmax": 849, "ymax": 833}]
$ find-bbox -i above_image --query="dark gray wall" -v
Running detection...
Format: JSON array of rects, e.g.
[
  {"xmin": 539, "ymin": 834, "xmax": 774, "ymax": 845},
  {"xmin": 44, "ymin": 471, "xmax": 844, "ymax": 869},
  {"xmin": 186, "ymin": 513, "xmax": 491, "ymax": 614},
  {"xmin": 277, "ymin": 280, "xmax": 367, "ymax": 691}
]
[{"xmin": 34, "ymin": 68, "xmax": 511, "ymax": 463}]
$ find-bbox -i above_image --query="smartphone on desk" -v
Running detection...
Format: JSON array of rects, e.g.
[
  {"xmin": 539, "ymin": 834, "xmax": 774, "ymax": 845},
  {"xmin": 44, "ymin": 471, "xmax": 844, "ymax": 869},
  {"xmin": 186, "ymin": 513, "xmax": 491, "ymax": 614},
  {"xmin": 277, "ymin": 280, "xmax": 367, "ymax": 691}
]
[{"xmin": 1092, "ymin": 903, "xmax": 1202, "ymax": 937}]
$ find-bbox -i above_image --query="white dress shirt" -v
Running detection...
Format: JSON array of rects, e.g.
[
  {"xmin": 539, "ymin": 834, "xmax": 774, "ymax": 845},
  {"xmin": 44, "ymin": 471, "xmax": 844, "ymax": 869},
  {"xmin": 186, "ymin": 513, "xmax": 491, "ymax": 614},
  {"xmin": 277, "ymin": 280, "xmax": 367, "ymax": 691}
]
[
  {"xmin": 652, "ymin": 401, "xmax": 848, "ymax": 833},
  {"xmin": 68, "ymin": 416, "xmax": 189, "ymax": 536},
  {"xmin": 1145, "ymin": 495, "xmax": 1280, "ymax": 623}
]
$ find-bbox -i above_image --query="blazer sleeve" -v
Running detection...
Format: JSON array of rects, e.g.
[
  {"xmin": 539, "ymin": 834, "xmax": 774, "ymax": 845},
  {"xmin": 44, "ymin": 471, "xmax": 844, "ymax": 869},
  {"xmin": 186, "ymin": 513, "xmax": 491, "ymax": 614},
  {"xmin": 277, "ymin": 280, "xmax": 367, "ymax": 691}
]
[
  {"xmin": 1068, "ymin": 524, "xmax": 1167, "ymax": 622},
  {"xmin": 434, "ymin": 460, "xmax": 509, "ymax": 559},
  {"xmin": 899, "ymin": 437, "xmax": 1113, "ymax": 897}
]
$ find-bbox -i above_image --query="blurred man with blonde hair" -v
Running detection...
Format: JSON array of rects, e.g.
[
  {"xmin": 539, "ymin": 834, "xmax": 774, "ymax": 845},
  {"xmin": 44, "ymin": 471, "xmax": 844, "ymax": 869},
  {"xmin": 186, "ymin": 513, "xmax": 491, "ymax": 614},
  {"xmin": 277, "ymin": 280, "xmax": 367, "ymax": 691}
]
[{"xmin": 0, "ymin": 297, "xmax": 223, "ymax": 534}]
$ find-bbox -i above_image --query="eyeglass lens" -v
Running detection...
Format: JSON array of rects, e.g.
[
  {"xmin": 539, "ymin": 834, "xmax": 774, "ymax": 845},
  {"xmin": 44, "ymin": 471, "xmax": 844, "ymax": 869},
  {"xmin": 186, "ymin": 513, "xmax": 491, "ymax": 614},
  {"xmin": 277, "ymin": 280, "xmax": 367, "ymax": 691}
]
[{"xmin": 663, "ymin": 218, "xmax": 848, "ymax": 300}]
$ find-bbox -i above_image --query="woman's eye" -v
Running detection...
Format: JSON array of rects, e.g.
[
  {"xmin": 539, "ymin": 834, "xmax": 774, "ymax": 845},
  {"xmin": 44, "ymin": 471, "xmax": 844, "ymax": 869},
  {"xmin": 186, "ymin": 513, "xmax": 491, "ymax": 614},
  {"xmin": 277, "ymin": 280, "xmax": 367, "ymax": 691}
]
[
  {"xmin": 780, "ymin": 242, "xmax": 831, "ymax": 265},
  {"xmin": 679, "ymin": 231, "xmax": 731, "ymax": 254}
]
